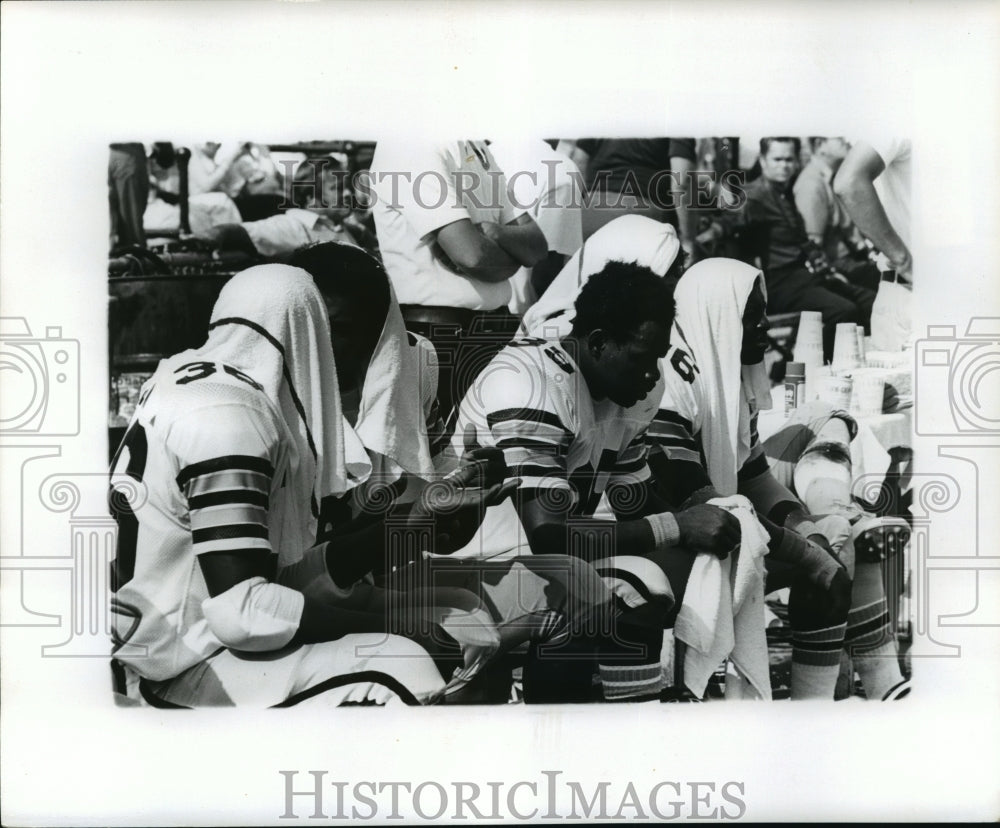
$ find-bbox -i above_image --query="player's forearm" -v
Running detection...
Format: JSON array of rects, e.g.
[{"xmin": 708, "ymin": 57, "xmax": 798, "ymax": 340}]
[
  {"xmin": 293, "ymin": 599, "xmax": 391, "ymax": 644},
  {"xmin": 322, "ymin": 522, "xmax": 396, "ymax": 588},
  {"xmin": 488, "ymin": 223, "xmax": 547, "ymax": 268},
  {"xmin": 737, "ymin": 469, "xmax": 802, "ymax": 525},
  {"xmin": 671, "ymin": 158, "xmax": 699, "ymax": 253},
  {"xmin": 527, "ymin": 515, "xmax": 662, "ymax": 562},
  {"xmin": 457, "ymin": 239, "xmax": 521, "ymax": 283},
  {"xmin": 609, "ymin": 481, "xmax": 673, "ymax": 521},
  {"xmin": 835, "ymin": 175, "xmax": 910, "ymax": 269}
]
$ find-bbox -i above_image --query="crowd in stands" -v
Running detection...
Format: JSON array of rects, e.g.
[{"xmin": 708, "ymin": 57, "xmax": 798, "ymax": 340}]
[{"xmin": 107, "ymin": 135, "xmax": 913, "ymax": 707}]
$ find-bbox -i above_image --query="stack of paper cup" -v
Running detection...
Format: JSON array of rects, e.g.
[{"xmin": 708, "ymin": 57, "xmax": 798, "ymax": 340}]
[
  {"xmin": 832, "ymin": 323, "xmax": 863, "ymax": 374},
  {"xmin": 855, "ymin": 326, "xmax": 867, "ymax": 367},
  {"xmin": 851, "ymin": 371, "xmax": 885, "ymax": 417},
  {"xmin": 793, "ymin": 311, "xmax": 825, "ymax": 368},
  {"xmin": 804, "ymin": 363, "xmax": 832, "ymax": 404},
  {"xmin": 817, "ymin": 373, "xmax": 853, "ymax": 409}
]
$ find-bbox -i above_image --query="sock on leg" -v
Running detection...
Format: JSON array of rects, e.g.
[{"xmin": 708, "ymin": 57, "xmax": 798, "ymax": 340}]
[
  {"xmin": 846, "ymin": 562, "xmax": 904, "ymax": 701},
  {"xmin": 598, "ymin": 622, "xmax": 665, "ymax": 701},
  {"xmin": 791, "ymin": 622, "xmax": 848, "ymax": 699}
]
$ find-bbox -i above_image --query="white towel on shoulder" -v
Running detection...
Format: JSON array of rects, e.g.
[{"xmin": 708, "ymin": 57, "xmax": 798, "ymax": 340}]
[
  {"xmin": 353, "ymin": 282, "xmax": 436, "ymax": 485},
  {"xmin": 674, "ymin": 495, "xmax": 771, "ymax": 700}
]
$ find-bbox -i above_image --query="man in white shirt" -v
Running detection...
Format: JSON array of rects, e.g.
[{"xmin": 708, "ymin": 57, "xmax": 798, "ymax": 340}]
[
  {"xmin": 369, "ymin": 139, "xmax": 548, "ymax": 423},
  {"xmin": 487, "ymin": 139, "xmax": 584, "ymax": 314},
  {"xmin": 833, "ymin": 138, "xmax": 912, "ymax": 349},
  {"xmin": 794, "ymin": 137, "xmax": 880, "ymax": 292}
]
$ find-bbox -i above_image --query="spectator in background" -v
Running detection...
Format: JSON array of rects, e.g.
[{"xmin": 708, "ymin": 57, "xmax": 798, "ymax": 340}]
[
  {"xmin": 144, "ymin": 142, "xmax": 242, "ymax": 239},
  {"xmin": 488, "ymin": 139, "xmax": 584, "ymax": 313},
  {"xmin": 369, "ymin": 139, "xmax": 547, "ymax": 426},
  {"xmin": 682, "ymin": 137, "xmax": 745, "ymax": 265},
  {"xmin": 187, "ymin": 142, "xmax": 244, "ymax": 196},
  {"xmin": 558, "ymin": 138, "xmax": 698, "ymax": 251},
  {"xmin": 794, "ymin": 138, "xmax": 880, "ymax": 292},
  {"xmin": 223, "ymin": 143, "xmax": 287, "ymax": 221},
  {"xmin": 207, "ymin": 157, "xmax": 364, "ymax": 259},
  {"xmin": 833, "ymin": 139, "xmax": 912, "ymax": 351},
  {"xmin": 701, "ymin": 137, "xmax": 875, "ymax": 361},
  {"xmin": 108, "ymin": 143, "xmax": 149, "ymax": 253}
]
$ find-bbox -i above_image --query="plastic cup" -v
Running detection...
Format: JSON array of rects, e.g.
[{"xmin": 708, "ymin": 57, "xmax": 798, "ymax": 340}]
[
  {"xmin": 793, "ymin": 311, "xmax": 825, "ymax": 368},
  {"xmin": 832, "ymin": 323, "xmax": 862, "ymax": 373},
  {"xmin": 817, "ymin": 373, "xmax": 853, "ymax": 409},
  {"xmin": 851, "ymin": 372, "xmax": 885, "ymax": 417}
]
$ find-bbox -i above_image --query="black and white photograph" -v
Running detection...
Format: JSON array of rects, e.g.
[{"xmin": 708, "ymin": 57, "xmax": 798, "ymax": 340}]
[{"xmin": 2, "ymin": 2, "xmax": 999, "ymax": 824}]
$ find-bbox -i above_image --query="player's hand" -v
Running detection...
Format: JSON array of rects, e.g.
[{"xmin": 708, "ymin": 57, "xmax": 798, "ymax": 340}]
[
  {"xmin": 449, "ymin": 423, "xmax": 508, "ymax": 490},
  {"xmin": 215, "ymin": 141, "xmax": 245, "ymax": 168},
  {"xmin": 675, "ymin": 504, "xmax": 742, "ymax": 559},
  {"xmin": 413, "ymin": 425, "xmax": 520, "ymax": 553},
  {"xmin": 478, "ymin": 221, "xmax": 503, "ymax": 244}
]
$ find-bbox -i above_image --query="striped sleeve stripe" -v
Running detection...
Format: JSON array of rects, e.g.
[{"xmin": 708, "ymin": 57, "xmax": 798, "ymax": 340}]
[
  {"xmin": 176, "ymin": 455, "xmax": 274, "ymax": 488},
  {"xmin": 490, "ymin": 420, "xmax": 570, "ymax": 443},
  {"xmin": 618, "ymin": 438, "xmax": 647, "ymax": 460},
  {"xmin": 502, "ymin": 449, "xmax": 566, "ymax": 469},
  {"xmin": 517, "ymin": 477, "xmax": 575, "ymax": 495},
  {"xmin": 191, "ymin": 503, "xmax": 268, "ymax": 528},
  {"xmin": 495, "ymin": 437, "xmax": 569, "ymax": 455},
  {"xmin": 647, "ymin": 426, "xmax": 697, "ymax": 445},
  {"xmin": 647, "ymin": 435, "xmax": 700, "ymax": 452},
  {"xmin": 486, "ymin": 408, "xmax": 567, "ymax": 431},
  {"xmin": 608, "ymin": 466, "xmax": 651, "ymax": 485},
  {"xmin": 197, "ymin": 548, "xmax": 277, "ymax": 563},
  {"xmin": 510, "ymin": 463, "xmax": 569, "ymax": 479},
  {"xmin": 659, "ymin": 446, "xmax": 702, "ymax": 464},
  {"xmin": 183, "ymin": 469, "xmax": 271, "ymax": 499},
  {"xmin": 188, "ymin": 489, "xmax": 269, "ymax": 510},
  {"xmin": 647, "ymin": 419, "xmax": 693, "ymax": 438},
  {"xmin": 195, "ymin": 537, "xmax": 271, "ymax": 555},
  {"xmin": 192, "ymin": 524, "xmax": 269, "ymax": 544},
  {"xmin": 653, "ymin": 409, "xmax": 694, "ymax": 431},
  {"xmin": 611, "ymin": 457, "xmax": 648, "ymax": 475},
  {"xmin": 616, "ymin": 449, "xmax": 646, "ymax": 467}
]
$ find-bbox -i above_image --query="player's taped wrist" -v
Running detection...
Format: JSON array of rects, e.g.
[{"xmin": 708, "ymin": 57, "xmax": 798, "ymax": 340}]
[{"xmin": 644, "ymin": 511, "xmax": 681, "ymax": 550}]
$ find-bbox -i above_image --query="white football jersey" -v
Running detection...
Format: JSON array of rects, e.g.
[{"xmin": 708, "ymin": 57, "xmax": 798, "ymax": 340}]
[
  {"xmin": 449, "ymin": 337, "xmax": 660, "ymax": 558},
  {"xmin": 109, "ymin": 356, "xmax": 303, "ymax": 682}
]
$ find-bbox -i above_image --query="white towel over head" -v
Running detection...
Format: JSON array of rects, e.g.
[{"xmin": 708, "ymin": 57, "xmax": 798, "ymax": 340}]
[
  {"xmin": 672, "ymin": 258, "xmax": 772, "ymax": 497},
  {"xmin": 171, "ymin": 263, "xmax": 371, "ymax": 565},
  {"xmin": 521, "ymin": 214, "xmax": 680, "ymax": 338}
]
